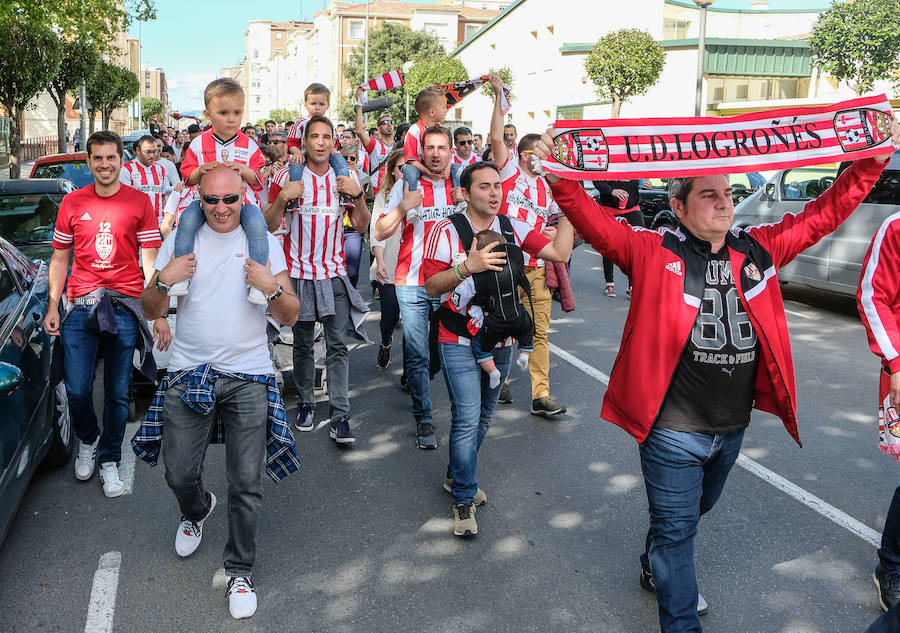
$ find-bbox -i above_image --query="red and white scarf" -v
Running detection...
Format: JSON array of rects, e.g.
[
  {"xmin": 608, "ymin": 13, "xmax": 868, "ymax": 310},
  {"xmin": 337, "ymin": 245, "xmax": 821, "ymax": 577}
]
[
  {"xmin": 543, "ymin": 94, "xmax": 895, "ymax": 180},
  {"xmin": 437, "ymin": 76, "xmax": 511, "ymax": 115}
]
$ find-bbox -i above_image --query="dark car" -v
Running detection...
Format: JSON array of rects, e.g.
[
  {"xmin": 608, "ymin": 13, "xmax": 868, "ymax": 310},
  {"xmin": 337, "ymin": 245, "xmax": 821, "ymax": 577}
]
[
  {"xmin": 0, "ymin": 179, "xmax": 76, "ymax": 263},
  {"xmin": 636, "ymin": 173, "xmax": 765, "ymax": 226},
  {"xmin": 732, "ymin": 152, "xmax": 900, "ymax": 296},
  {"xmin": 0, "ymin": 236, "xmax": 72, "ymax": 543}
]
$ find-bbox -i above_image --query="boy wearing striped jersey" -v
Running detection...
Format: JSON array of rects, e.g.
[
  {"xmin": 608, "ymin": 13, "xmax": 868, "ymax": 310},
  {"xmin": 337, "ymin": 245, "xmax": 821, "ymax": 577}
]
[
  {"xmin": 402, "ymin": 88, "xmax": 462, "ymax": 192},
  {"xmin": 171, "ymin": 78, "xmax": 270, "ymax": 305},
  {"xmin": 265, "ymin": 116, "xmax": 371, "ymax": 445},
  {"xmin": 285, "ymin": 83, "xmax": 351, "ymax": 180}
]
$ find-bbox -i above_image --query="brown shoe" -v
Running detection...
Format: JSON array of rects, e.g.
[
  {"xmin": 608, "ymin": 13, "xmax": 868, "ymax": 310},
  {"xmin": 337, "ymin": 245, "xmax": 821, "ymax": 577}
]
[
  {"xmin": 531, "ymin": 395, "xmax": 567, "ymax": 416},
  {"xmin": 453, "ymin": 503, "xmax": 477, "ymax": 537}
]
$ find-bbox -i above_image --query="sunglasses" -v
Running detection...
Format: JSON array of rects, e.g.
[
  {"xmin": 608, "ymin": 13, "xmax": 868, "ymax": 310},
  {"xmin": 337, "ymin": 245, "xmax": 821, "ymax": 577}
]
[
  {"xmin": 379, "ymin": 119, "xmax": 394, "ymax": 125},
  {"xmin": 458, "ymin": 139, "xmax": 474, "ymax": 145},
  {"xmin": 346, "ymin": 156, "xmax": 358, "ymax": 162},
  {"xmin": 202, "ymin": 193, "xmax": 241, "ymax": 205},
  {"xmin": 264, "ymin": 161, "xmax": 273, "ymax": 167},
  {"xmin": 271, "ymin": 140, "xmax": 285, "ymax": 145}
]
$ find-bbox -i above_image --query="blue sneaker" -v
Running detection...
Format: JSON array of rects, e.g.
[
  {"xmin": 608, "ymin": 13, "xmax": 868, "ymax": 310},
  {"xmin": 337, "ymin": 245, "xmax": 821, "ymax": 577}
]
[
  {"xmin": 295, "ymin": 403, "xmax": 315, "ymax": 432},
  {"xmin": 329, "ymin": 416, "xmax": 355, "ymax": 444}
]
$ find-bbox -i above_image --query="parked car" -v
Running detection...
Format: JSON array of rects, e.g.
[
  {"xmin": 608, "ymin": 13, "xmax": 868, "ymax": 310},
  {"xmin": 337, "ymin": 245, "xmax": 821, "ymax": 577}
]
[
  {"xmin": 30, "ymin": 147, "xmax": 135, "ymax": 189},
  {"xmin": 0, "ymin": 179, "xmax": 75, "ymax": 262},
  {"xmin": 732, "ymin": 151, "xmax": 900, "ymax": 296},
  {"xmin": 0, "ymin": 236, "xmax": 72, "ymax": 543},
  {"xmin": 636, "ymin": 173, "xmax": 765, "ymax": 226}
]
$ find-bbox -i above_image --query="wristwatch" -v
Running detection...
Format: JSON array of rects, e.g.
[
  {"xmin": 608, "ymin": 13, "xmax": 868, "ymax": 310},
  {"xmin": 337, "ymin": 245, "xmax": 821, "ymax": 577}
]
[
  {"xmin": 349, "ymin": 190, "xmax": 364, "ymax": 201},
  {"xmin": 265, "ymin": 283, "xmax": 283, "ymax": 302},
  {"xmin": 155, "ymin": 277, "xmax": 172, "ymax": 294}
]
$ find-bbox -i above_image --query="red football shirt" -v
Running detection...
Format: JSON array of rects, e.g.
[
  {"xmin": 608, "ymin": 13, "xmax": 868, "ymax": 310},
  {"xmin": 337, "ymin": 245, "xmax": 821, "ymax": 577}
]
[{"xmin": 52, "ymin": 184, "xmax": 161, "ymax": 298}]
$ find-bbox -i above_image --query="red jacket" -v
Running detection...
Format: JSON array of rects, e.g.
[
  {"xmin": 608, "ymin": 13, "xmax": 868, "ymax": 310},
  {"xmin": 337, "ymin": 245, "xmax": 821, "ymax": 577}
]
[
  {"xmin": 550, "ymin": 158, "xmax": 887, "ymax": 445},
  {"xmin": 858, "ymin": 210, "xmax": 900, "ymax": 372}
]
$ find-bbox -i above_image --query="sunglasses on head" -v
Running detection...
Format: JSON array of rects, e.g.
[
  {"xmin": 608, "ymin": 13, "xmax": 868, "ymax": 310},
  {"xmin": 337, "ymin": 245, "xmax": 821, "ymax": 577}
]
[
  {"xmin": 202, "ymin": 193, "xmax": 241, "ymax": 205},
  {"xmin": 458, "ymin": 139, "xmax": 474, "ymax": 145}
]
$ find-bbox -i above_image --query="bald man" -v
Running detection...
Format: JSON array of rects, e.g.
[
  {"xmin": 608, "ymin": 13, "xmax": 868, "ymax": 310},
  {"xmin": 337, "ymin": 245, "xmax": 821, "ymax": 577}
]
[{"xmin": 141, "ymin": 165, "xmax": 299, "ymax": 619}]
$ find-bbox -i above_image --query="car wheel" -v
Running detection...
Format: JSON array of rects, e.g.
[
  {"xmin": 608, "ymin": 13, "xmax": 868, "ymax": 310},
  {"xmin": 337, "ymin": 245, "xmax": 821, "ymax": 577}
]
[{"xmin": 44, "ymin": 383, "xmax": 73, "ymax": 467}]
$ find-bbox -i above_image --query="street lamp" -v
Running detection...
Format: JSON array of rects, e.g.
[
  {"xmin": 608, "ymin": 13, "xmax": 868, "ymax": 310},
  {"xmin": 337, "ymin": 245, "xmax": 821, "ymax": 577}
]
[
  {"xmin": 402, "ymin": 60, "xmax": 414, "ymax": 122},
  {"xmin": 693, "ymin": 0, "xmax": 715, "ymax": 116}
]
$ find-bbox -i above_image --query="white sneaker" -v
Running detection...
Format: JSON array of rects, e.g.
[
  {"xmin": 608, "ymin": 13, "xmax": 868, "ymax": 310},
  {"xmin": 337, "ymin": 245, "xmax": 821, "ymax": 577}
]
[
  {"xmin": 227, "ymin": 576, "xmax": 257, "ymax": 619},
  {"xmin": 247, "ymin": 286, "xmax": 267, "ymax": 305},
  {"xmin": 98, "ymin": 462, "xmax": 125, "ymax": 497},
  {"xmin": 174, "ymin": 492, "xmax": 216, "ymax": 557},
  {"xmin": 168, "ymin": 280, "xmax": 189, "ymax": 296},
  {"xmin": 74, "ymin": 439, "xmax": 98, "ymax": 481}
]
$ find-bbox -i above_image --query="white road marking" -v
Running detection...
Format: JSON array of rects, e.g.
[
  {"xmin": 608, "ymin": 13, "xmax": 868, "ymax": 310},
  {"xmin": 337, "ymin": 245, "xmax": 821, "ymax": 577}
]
[
  {"xmin": 119, "ymin": 422, "xmax": 139, "ymax": 495},
  {"xmin": 84, "ymin": 551, "xmax": 122, "ymax": 633},
  {"xmin": 584, "ymin": 249, "xmax": 603, "ymax": 257},
  {"xmin": 549, "ymin": 343, "xmax": 883, "ymax": 547},
  {"xmin": 785, "ymin": 309, "xmax": 814, "ymax": 319}
]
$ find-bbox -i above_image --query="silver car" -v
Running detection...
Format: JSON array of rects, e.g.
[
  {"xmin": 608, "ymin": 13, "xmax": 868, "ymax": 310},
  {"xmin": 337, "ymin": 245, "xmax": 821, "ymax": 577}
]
[{"xmin": 732, "ymin": 151, "xmax": 900, "ymax": 296}]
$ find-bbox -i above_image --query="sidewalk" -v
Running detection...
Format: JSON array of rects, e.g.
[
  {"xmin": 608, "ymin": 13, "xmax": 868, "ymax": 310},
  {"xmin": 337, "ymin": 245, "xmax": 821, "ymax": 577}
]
[{"xmin": 0, "ymin": 160, "xmax": 36, "ymax": 181}]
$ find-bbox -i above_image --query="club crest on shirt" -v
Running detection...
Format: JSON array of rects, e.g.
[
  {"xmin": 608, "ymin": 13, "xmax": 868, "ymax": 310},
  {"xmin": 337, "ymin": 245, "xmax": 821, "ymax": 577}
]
[
  {"xmin": 95, "ymin": 232, "xmax": 113, "ymax": 260},
  {"xmin": 744, "ymin": 262, "xmax": 762, "ymax": 282}
]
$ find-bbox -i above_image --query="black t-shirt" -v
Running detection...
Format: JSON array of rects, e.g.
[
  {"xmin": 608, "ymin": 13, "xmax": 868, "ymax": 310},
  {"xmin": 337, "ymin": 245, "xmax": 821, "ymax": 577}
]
[{"xmin": 655, "ymin": 247, "xmax": 760, "ymax": 434}]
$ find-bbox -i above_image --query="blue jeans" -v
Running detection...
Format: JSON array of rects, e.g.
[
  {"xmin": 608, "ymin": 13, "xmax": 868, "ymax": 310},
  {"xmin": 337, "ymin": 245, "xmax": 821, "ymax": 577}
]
[
  {"xmin": 174, "ymin": 201, "xmax": 269, "ymax": 265},
  {"xmin": 639, "ymin": 427, "xmax": 745, "ymax": 633},
  {"xmin": 402, "ymin": 163, "xmax": 462, "ymax": 191},
  {"xmin": 343, "ymin": 229, "xmax": 362, "ymax": 288},
  {"xmin": 439, "ymin": 342, "xmax": 512, "ymax": 506},
  {"xmin": 287, "ymin": 153, "xmax": 350, "ymax": 181},
  {"xmin": 61, "ymin": 304, "xmax": 138, "ymax": 464},
  {"xmin": 162, "ymin": 378, "xmax": 266, "ymax": 577},
  {"xmin": 396, "ymin": 285, "xmax": 440, "ymax": 423},
  {"xmin": 867, "ymin": 601, "xmax": 900, "ymax": 633},
  {"xmin": 877, "ymin": 485, "xmax": 900, "ymax": 572}
]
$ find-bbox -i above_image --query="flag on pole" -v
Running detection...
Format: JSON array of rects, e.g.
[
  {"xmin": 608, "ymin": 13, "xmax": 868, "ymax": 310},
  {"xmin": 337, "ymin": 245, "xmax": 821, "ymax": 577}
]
[
  {"xmin": 361, "ymin": 69, "xmax": 404, "ymax": 91},
  {"xmin": 437, "ymin": 76, "xmax": 511, "ymax": 115}
]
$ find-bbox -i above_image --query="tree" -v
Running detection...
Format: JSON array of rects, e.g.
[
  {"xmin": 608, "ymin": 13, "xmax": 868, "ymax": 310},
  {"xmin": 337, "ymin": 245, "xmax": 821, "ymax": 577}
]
[
  {"xmin": 585, "ymin": 29, "xmax": 665, "ymax": 118},
  {"xmin": 405, "ymin": 57, "xmax": 469, "ymax": 103},
  {"xmin": 339, "ymin": 22, "xmax": 447, "ymax": 124},
  {"xmin": 269, "ymin": 108, "xmax": 300, "ymax": 123},
  {"xmin": 49, "ymin": 39, "xmax": 100, "ymax": 152},
  {"xmin": 86, "ymin": 61, "xmax": 140, "ymax": 132},
  {"xmin": 141, "ymin": 97, "xmax": 163, "ymax": 126},
  {"xmin": 809, "ymin": 0, "xmax": 900, "ymax": 96},
  {"xmin": 481, "ymin": 66, "xmax": 514, "ymax": 103},
  {"xmin": 0, "ymin": 19, "xmax": 63, "ymax": 178}
]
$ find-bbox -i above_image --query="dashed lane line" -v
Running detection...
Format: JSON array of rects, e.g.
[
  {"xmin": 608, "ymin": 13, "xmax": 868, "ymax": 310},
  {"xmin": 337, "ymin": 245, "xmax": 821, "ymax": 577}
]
[
  {"xmin": 84, "ymin": 551, "xmax": 121, "ymax": 633},
  {"xmin": 548, "ymin": 342, "xmax": 882, "ymax": 547}
]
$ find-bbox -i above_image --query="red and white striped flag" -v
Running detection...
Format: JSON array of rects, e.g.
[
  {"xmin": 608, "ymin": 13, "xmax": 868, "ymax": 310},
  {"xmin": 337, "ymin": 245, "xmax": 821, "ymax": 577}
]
[
  {"xmin": 543, "ymin": 94, "xmax": 895, "ymax": 180},
  {"xmin": 361, "ymin": 69, "xmax": 404, "ymax": 92}
]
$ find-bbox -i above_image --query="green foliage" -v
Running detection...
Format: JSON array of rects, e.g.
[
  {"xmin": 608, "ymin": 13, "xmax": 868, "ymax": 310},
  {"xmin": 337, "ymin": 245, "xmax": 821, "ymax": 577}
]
[
  {"xmin": 585, "ymin": 29, "xmax": 665, "ymax": 117},
  {"xmin": 406, "ymin": 57, "xmax": 469, "ymax": 100},
  {"xmin": 0, "ymin": 18, "xmax": 64, "ymax": 177},
  {"xmin": 269, "ymin": 108, "xmax": 300, "ymax": 123},
  {"xmin": 0, "ymin": 0, "xmax": 156, "ymax": 57},
  {"xmin": 49, "ymin": 39, "xmax": 100, "ymax": 151},
  {"xmin": 86, "ymin": 60, "xmax": 140, "ymax": 129},
  {"xmin": 339, "ymin": 22, "xmax": 447, "ymax": 124},
  {"xmin": 809, "ymin": 0, "xmax": 900, "ymax": 96},
  {"xmin": 481, "ymin": 66, "xmax": 514, "ymax": 102},
  {"xmin": 141, "ymin": 97, "xmax": 163, "ymax": 125}
]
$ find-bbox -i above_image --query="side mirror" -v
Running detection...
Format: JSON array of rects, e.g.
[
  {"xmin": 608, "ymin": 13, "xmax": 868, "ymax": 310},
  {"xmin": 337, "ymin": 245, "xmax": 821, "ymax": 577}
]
[
  {"xmin": 0, "ymin": 361, "xmax": 23, "ymax": 394},
  {"xmin": 762, "ymin": 183, "xmax": 776, "ymax": 200}
]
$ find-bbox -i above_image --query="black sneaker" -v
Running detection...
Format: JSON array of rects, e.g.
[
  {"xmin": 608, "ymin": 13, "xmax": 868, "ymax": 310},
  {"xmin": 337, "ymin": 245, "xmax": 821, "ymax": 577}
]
[
  {"xmin": 399, "ymin": 372, "xmax": 409, "ymax": 392},
  {"xmin": 377, "ymin": 344, "xmax": 391, "ymax": 369},
  {"xmin": 295, "ymin": 403, "xmax": 315, "ymax": 432},
  {"xmin": 329, "ymin": 416, "xmax": 355, "ymax": 445},
  {"xmin": 640, "ymin": 566, "xmax": 708, "ymax": 616},
  {"xmin": 497, "ymin": 382, "xmax": 512, "ymax": 404},
  {"xmin": 531, "ymin": 396, "xmax": 567, "ymax": 416},
  {"xmin": 416, "ymin": 422, "xmax": 437, "ymax": 449},
  {"xmin": 875, "ymin": 563, "xmax": 900, "ymax": 611}
]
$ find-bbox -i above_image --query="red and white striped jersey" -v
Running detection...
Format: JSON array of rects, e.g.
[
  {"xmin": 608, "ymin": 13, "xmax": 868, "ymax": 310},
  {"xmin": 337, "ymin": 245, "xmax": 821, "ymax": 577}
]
[
  {"xmin": 422, "ymin": 213, "xmax": 549, "ymax": 345},
  {"xmin": 381, "ymin": 176, "xmax": 460, "ymax": 286},
  {"xmin": 498, "ymin": 157, "xmax": 559, "ymax": 267},
  {"xmin": 120, "ymin": 160, "xmax": 169, "ymax": 225},
  {"xmin": 403, "ymin": 119, "xmax": 428, "ymax": 164},
  {"xmin": 355, "ymin": 147, "xmax": 370, "ymax": 181},
  {"xmin": 52, "ymin": 184, "xmax": 161, "ymax": 298},
  {"xmin": 858, "ymin": 211, "xmax": 900, "ymax": 373},
  {"xmin": 366, "ymin": 138, "xmax": 392, "ymax": 195},
  {"xmin": 452, "ymin": 151, "xmax": 481, "ymax": 167},
  {"xmin": 286, "ymin": 118, "xmax": 309, "ymax": 153},
  {"xmin": 179, "ymin": 130, "xmax": 264, "ymax": 206},
  {"xmin": 269, "ymin": 165, "xmax": 360, "ymax": 280}
]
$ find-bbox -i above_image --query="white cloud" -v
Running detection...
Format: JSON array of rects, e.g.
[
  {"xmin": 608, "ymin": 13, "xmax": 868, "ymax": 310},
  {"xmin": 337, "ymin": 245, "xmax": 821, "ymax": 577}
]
[{"xmin": 166, "ymin": 72, "xmax": 217, "ymax": 114}]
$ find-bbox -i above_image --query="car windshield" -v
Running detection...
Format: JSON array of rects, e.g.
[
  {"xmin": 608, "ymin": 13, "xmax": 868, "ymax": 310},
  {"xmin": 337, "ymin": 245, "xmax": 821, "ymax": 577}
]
[
  {"xmin": 32, "ymin": 161, "xmax": 94, "ymax": 188},
  {"xmin": 0, "ymin": 193, "xmax": 65, "ymax": 244}
]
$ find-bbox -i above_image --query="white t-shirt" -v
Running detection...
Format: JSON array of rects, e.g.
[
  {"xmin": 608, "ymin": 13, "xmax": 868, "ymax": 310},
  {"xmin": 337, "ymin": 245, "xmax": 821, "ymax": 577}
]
[{"xmin": 155, "ymin": 224, "xmax": 287, "ymax": 374}]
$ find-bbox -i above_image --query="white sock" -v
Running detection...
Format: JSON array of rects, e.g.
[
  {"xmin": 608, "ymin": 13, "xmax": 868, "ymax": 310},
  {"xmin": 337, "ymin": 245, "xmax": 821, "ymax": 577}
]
[
  {"xmin": 516, "ymin": 353, "xmax": 530, "ymax": 370},
  {"xmin": 489, "ymin": 369, "xmax": 501, "ymax": 389}
]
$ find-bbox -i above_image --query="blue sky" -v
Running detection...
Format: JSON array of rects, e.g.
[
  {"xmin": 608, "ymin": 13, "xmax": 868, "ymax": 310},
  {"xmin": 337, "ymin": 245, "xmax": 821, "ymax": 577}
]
[{"xmin": 131, "ymin": 0, "xmax": 835, "ymax": 113}]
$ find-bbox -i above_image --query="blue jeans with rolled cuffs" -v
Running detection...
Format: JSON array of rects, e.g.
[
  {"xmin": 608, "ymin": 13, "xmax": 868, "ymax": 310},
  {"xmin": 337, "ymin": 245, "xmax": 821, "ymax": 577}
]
[
  {"xmin": 638, "ymin": 427, "xmax": 745, "ymax": 633},
  {"xmin": 402, "ymin": 163, "xmax": 462, "ymax": 191},
  {"xmin": 439, "ymin": 342, "xmax": 512, "ymax": 506},
  {"xmin": 174, "ymin": 200, "xmax": 269, "ymax": 265},
  {"xmin": 287, "ymin": 153, "xmax": 350, "ymax": 182}
]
